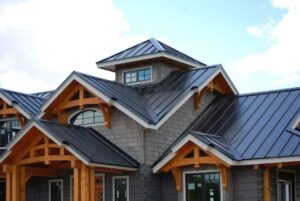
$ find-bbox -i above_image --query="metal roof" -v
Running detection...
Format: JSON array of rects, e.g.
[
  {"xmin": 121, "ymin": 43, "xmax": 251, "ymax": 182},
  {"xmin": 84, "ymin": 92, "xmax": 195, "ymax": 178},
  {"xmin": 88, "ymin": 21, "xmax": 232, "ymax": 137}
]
[
  {"xmin": 0, "ymin": 88, "xmax": 46, "ymax": 117},
  {"xmin": 35, "ymin": 119, "xmax": 139, "ymax": 168},
  {"xmin": 75, "ymin": 65, "xmax": 228, "ymax": 125},
  {"xmin": 96, "ymin": 38, "xmax": 206, "ymax": 70},
  {"xmin": 31, "ymin": 91, "xmax": 53, "ymax": 99},
  {"xmin": 154, "ymin": 87, "xmax": 300, "ymax": 166}
]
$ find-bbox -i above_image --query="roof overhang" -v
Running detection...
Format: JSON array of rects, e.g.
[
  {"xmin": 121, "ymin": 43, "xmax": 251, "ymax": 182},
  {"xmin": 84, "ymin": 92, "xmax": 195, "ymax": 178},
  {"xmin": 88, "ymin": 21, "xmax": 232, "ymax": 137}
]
[
  {"xmin": 0, "ymin": 93, "xmax": 31, "ymax": 119},
  {"xmin": 153, "ymin": 133, "xmax": 300, "ymax": 173},
  {"xmin": 0, "ymin": 120, "xmax": 137, "ymax": 171},
  {"xmin": 38, "ymin": 66, "xmax": 238, "ymax": 130},
  {"xmin": 96, "ymin": 52, "xmax": 202, "ymax": 71}
]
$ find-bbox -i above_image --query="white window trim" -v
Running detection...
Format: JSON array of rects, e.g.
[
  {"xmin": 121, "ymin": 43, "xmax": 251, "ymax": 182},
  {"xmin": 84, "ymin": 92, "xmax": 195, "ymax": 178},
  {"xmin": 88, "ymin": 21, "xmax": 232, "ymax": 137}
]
[
  {"xmin": 122, "ymin": 66, "xmax": 152, "ymax": 85},
  {"xmin": 70, "ymin": 173, "xmax": 105, "ymax": 201},
  {"xmin": 68, "ymin": 107, "xmax": 105, "ymax": 127},
  {"xmin": 277, "ymin": 169, "xmax": 297, "ymax": 201},
  {"xmin": 112, "ymin": 176, "xmax": 129, "ymax": 201},
  {"xmin": 183, "ymin": 169, "xmax": 223, "ymax": 201},
  {"xmin": 49, "ymin": 179, "xmax": 64, "ymax": 201}
]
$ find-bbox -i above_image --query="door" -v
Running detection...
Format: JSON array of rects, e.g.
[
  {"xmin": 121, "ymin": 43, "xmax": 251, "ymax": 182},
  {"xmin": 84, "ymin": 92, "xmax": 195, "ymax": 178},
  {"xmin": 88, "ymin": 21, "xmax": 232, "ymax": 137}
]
[
  {"xmin": 185, "ymin": 172, "xmax": 221, "ymax": 201},
  {"xmin": 71, "ymin": 175, "xmax": 104, "ymax": 201},
  {"xmin": 278, "ymin": 171, "xmax": 296, "ymax": 201}
]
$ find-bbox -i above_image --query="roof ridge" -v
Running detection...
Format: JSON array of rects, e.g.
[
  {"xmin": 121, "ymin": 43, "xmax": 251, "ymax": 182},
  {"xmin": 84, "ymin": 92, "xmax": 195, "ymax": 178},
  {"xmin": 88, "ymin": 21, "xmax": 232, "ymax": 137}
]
[
  {"xmin": 96, "ymin": 39, "xmax": 151, "ymax": 64},
  {"xmin": 149, "ymin": 38, "xmax": 165, "ymax": 51},
  {"xmin": 238, "ymin": 87, "xmax": 300, "ymax": 97},
  {"xmin": 0, "ymin": 87, "xmax": 47, "ymax": 100}
]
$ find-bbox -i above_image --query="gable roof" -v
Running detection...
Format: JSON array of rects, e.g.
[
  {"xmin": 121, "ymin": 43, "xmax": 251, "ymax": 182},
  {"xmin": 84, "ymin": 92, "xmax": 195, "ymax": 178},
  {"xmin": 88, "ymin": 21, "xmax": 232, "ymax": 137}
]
[
  {"xmin": 0, "ymin": 88, "xmax": 47, "ymax": 119},
  {"xmin": 153, "ymin": 87, "xmax": 300, "ymax": 171},
  {"xmin": 38, "ymin": 65, "xmax": 238, "ymax": 129},
  {"xmin": 0, "ymin": 119, "xmax": 139, "ymax": 170},
  {"xmin": 96, "ymin": 38, "xmax": 206, "ymax": 70}
]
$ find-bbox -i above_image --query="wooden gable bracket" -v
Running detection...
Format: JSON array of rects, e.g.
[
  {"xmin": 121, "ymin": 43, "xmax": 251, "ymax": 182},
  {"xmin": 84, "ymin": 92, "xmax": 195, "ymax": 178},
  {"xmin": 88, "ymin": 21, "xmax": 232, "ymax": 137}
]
[
  {"xmin": 100, "ymin": 104, "xmax": 111, "ymax": 128},
  {"xmin": 161, "ymin": 142, "xmax": 230, "ymax": 191},
  {"xmin": 0, "ymin": 101, "xmax": 19, "ymax": 118},
  {"xmin": 194, "ymin": 88, "xmax": 207, "ymax": 111}
]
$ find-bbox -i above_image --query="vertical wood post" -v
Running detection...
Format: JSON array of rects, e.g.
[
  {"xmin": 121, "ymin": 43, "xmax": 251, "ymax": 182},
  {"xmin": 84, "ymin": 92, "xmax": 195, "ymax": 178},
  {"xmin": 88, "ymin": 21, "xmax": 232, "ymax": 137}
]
[
  {"xmin": 20, "ymin": 166, "xmax": 26, "ymax": 201},
  {"xmin": 263, "ymin": 167, "xmax": 271, "ymax": 201},
  {"xmin": 74, "ymin": 167, "xmax": 81, "ymax": 201},
  {"xmin": 6, "ymin": 172, "xmax": 11, "ymax": 201},
  {"xmin": 12, "ymin": 165, "xmax": 20, "ymax": 201},
  {"xmin": 80, "ymin": 163, "xmax": 90, "ymax": 201},
  {"xmin": 90, "ymin": 168, "xmax": 95, "ymax": 201}
]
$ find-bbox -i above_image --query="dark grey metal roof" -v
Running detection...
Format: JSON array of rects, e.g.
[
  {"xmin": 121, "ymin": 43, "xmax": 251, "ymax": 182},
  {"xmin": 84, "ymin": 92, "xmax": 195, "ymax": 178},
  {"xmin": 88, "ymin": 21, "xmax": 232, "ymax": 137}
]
[
  {"xmin": 75, "ymin": 65, "xmax": 222, "ymax": 124},
  {"xmin": 96, "ymin": 38, "xmax": 205, "ymax": 68},
  {"xmin": 153, "ymin": 87, "xmax": 300, "ymax": 166},
  {"xmin": 35, "ymin": 119, "xmax": 139, "ymax": 168},
  {"xmin": 31, "ymin": 91, "xmax": 53, "ymax": 99},
  {"xmin": 0, "ymin": 88, "xmax": 46, "ymax": 117}
]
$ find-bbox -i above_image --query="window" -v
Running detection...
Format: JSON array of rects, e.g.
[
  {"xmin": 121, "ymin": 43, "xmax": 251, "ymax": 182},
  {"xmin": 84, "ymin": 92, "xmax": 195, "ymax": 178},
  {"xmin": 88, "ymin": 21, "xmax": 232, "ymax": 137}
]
[
  {"xmin": 0, "ymin": 119, "xmax": 20, "ymax": 146},
  {"xmin": 49, "ymin": 180, "xmax": 63, "ymax": 201},
  {"xmin": 123, "ymin": 68, "xmax": 151, "ymax": 84},
  {"xmin": 277, "ymin": 171, "xmax": 296, "ymax": 201},
  {"xmin": 184, "ymin": 171, "xmax": 221, "ymax": 201},
  {"xmin": 113, "ymin": 176, "xmax": 129, "ymax": 201},
  {"xmin": 70, "ymin": 109, "xmax": 104, "ymax": 126}
]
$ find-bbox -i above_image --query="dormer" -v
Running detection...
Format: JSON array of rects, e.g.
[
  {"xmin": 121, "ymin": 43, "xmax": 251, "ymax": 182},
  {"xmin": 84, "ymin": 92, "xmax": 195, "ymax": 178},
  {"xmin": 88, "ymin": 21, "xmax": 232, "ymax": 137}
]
[
  {"xmin": 96, "ymin": 38, "xmax": 206, "ymax": 85},
  {"xmin": 0, "ymin": 88, "xmax": 46, "ymax": 147}
]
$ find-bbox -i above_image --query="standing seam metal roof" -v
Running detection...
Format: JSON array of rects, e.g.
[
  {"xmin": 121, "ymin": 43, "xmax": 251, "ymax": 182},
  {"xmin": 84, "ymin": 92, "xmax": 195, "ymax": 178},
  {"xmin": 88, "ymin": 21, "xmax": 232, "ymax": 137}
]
[
  {"xmin": 75, "ymin": 65, "xmax": 221, "ymax": 124},
  {"xmin": 153, "ymin": 87, "xmax": 300, "ymax": 167},
  {"xmin": 0, "ymin": 88, "xmax": 46, "ymax": 117},
  {"xmin": 96, "ymin": 38, "xmax": 205, "ymax": 67}
]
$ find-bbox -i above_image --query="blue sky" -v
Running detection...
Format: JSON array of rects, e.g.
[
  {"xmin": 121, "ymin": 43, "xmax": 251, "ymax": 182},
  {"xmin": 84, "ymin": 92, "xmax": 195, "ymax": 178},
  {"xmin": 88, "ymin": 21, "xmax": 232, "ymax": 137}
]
[{"xmin": 0, "ymin": 0, "xmax": 299, "ymax": 93}]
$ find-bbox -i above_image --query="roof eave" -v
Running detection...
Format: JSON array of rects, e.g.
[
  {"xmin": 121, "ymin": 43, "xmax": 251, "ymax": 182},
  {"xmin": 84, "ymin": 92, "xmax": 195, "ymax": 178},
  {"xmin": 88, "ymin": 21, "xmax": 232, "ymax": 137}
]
[{"xmin": 96, "ymin": 52, "xmax": 201, "ymax": 71}]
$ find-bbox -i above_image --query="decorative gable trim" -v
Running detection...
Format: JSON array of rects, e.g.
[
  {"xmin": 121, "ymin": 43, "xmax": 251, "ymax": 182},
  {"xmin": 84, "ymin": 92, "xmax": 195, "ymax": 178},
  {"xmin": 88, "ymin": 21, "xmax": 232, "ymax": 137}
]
[{"xmin": 0, "ymin": 93, "xmax": 30, "ymax": 119}]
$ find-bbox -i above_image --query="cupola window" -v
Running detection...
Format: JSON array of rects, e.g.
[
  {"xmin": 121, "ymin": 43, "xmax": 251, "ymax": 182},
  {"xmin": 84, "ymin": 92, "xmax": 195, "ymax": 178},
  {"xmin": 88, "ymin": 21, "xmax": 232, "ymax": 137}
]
[
  {"xmin": 70, "ymin": 109, "xmax": 104, "ymax": 126},
  {"xmin": 124, "ymin": 67, "xmax": 151, "ymax": 84}
]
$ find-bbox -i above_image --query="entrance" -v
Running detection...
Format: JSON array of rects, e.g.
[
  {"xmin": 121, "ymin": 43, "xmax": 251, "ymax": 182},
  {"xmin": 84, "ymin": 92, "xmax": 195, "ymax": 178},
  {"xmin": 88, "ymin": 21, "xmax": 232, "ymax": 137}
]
[
  {"xmin": 71, "ymin": 175, "xmax": 104, "ymax": 201},
  {"xmin": 185, "ymin": 172, "xmax": 221, "ymax": 201}
]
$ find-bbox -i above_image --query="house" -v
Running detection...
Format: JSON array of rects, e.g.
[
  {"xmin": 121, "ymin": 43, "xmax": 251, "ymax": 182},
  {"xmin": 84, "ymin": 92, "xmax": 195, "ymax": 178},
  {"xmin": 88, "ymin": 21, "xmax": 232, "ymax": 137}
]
[{"xmin": 0, "ymin": 38, "xmax": 299, "ymax": 201}]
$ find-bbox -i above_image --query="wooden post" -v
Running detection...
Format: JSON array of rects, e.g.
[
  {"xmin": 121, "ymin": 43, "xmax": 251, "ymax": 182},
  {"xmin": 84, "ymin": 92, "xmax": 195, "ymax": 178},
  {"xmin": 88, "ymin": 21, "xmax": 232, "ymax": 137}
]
[
  {"xmin": 171, "ymin": 168, "xmax": 182, "ymax": 192},
  {"xmin": 263, "ymin": 167, "xmax": 271, "ymax": 201},
  {"xmin": 20, "ymin": 166, "xmax": 26, "ymax": 201},
  {"xmin": 74, "ymin": 167, "xmax": 81, "ymax": 201},
  {"xmin": 6, "ymin": 172, "xmax": 11, "ymax": 201},
  {"xmin": 90, "ymin": 168, "xmax": 95, "ymax": 201},
  {"xmin": 11, "ymin": 165, "xmax": 20, "ymax": 201},
  {"xmin": 81, "ymin": 163, "xmax": 90, "ymax": 201}
]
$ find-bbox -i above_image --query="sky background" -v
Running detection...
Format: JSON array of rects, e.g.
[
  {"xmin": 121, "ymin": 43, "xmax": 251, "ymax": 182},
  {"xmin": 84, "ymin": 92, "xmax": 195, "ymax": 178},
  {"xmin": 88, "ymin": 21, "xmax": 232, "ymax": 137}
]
[{"xmin": 0, "ymin": 0, "xmax": 299, "ymax": 93}]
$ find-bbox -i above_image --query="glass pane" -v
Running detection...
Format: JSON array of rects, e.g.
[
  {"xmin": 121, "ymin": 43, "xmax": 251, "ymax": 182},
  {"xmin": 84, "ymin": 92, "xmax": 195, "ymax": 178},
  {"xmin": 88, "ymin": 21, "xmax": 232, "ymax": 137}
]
[
  {"xmin": 50, "ymin": 181, "xmax": 62, "ymax": 201},
  {"xmin": 114, "ymin": 178, "xmax": 127, "ymax": 201}
]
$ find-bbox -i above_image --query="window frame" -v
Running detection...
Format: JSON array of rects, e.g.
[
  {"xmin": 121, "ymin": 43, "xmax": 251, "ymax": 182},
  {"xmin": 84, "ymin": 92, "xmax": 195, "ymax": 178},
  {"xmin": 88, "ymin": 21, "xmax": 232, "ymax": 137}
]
[
  {"xmin": 49, "ymin": 179, "xmax": 64, "ymax": 201},
  {"xmin": 0, "ymin": 117, "xmax": 21, "ymax": 147},
  {"xmin": 182, "ymin": 169, "xmax": 223, "ymax": 201},
  {"xmin": 68, "ymin": 108, "xmax": 105, "ymax": 127},
  {"xmin": 112, "ymin": 176, "xmax": 129, "ymax": 201},
  {"xmin": 277, "ymin": 169, "xmax": 296, "ymax": 201},
  {"xmin": 122, "ymin": 66, "xmax": 152, "ymax": 85}
]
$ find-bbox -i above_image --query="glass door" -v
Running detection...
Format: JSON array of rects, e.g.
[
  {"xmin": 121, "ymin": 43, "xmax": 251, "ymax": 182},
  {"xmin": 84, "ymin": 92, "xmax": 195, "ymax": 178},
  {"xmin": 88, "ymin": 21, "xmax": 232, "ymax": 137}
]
[{"xmin": 185, "ymin": 172, "xmax": 221, "ymax": 201}]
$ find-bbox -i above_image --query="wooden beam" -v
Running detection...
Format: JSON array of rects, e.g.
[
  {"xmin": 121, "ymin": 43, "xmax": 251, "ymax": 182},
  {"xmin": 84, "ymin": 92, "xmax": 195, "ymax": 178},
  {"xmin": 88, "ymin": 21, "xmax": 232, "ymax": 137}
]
[
  {"xmin": 20, "ymin": 166, "xmax": 26, "ymax": 201},
  {"xmin": 81, "ymin": 163, "xmax": 90, "ymax": 201},
  {"xmin": 57, "ymin": 111, "xmax": 68, "ymax": 124},
  {"xmin": 11, "ymin": 165, "xmax": 20, "ymax": 201},
  {"xmin": 90, "ymin": 168, "xmax": 95, "ymax": 201},
  {"xmin": 219, "ymin": 166, "xmax": 228, "ymax": 189},
  {"xmin": 263, "ymin": 167, "xmax": 271, "ymax": 201},
  {"xmin": 6, "ymin": 172, "xmax": 11, "ymax": 201},
  {"xmin": 171, "ymin": 168, "xmax": 182, "ymax": 192},
  {"xmin": 254, "ymin": 164, "xmax": 259, "ymax": 170},
  {"xmin": 25, "ymin": 167, "xmax": 57, "ymax": 177},
  {"xmin": 194, "ymin": 89, "xmax": 205, "ymax": 110},
  {"xmin": 101, "ymin": 105, "xmax": 111, "ymax": 128},
  {"xmin": 73, "ymin": 167, "xmax": 81, "ymax": 201}
]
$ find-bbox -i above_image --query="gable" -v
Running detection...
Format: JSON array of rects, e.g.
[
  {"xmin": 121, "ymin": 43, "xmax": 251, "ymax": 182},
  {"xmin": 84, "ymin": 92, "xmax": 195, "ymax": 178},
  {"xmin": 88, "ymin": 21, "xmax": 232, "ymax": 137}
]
[{"xmin": 0, "ymin": 97, "xmax": 27, "ymax": 127}]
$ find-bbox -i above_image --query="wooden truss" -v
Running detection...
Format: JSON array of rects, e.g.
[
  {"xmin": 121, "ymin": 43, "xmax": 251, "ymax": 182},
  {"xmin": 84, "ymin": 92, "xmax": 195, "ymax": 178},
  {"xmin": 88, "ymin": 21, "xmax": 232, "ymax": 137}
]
[
  {"xmin": 194, "ymin": 73, "xmax": 234, "ymax": 110},
  {"xmin": 0, "ymin": 99, "xmax": 27, "ymax": 127},
  {"xmin": 161, "ymin": 141, "xmax": 229, "ymax": 192},
  {"xmin": 45, "ymin": 81, "xmax": 112, "ymax": 128}
]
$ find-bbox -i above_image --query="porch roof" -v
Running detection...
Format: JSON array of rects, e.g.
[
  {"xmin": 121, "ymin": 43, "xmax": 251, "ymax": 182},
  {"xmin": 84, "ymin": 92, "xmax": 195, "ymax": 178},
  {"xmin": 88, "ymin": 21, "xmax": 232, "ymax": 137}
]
[{"xmin": 1, "ymin": 119, "xmax": 139, "ymax": 170}]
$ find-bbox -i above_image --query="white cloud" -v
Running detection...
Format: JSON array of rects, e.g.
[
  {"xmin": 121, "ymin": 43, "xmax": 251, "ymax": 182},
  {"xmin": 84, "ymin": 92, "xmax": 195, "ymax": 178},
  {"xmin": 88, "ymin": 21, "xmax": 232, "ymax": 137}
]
[
  {"xmin": 228, "ymin": 0, "xmax": 300, "ymax": 92},
  {"xmin": 0, "ymin": 0, "xmax": 146, "ymax": 93}
]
